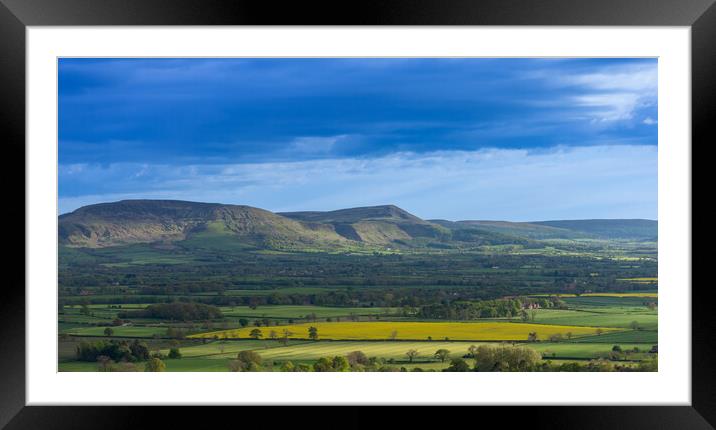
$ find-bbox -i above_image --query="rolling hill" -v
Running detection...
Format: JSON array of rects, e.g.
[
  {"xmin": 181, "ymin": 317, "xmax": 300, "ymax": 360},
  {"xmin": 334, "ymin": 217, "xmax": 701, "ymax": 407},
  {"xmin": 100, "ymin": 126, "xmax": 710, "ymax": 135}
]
[
  {"xmin": 532, "ymin": 219, "xmax": 657, "ymax": 240},
  {"xmin": 430, "ymin": 219, "xmax": 657, "ymax": 240},
  {"xmin": 58, "ymin": 200, "xmax": 657, "ymax": 252},
  {"xmin": 279, "ymin": 205, "xmax": 450, "ymax": 246},
  {"xmin": 58, "ymin": 200, "xmax": 348, "ymax": 249}
]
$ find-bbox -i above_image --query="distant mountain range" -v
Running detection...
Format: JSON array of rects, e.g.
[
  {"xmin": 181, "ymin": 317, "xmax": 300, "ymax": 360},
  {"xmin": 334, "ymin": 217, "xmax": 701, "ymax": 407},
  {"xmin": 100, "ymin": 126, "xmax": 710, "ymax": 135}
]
[{"xmin": 58, "ymin": 200, "xmax": 657, "ymax": 250}]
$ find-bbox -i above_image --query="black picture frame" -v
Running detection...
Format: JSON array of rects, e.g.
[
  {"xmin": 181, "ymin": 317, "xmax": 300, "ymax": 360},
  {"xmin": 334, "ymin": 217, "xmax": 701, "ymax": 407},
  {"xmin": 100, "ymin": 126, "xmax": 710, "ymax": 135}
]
[{"xmin": 1, "ymin": 0, "xmax": 712, "ymax": 428}]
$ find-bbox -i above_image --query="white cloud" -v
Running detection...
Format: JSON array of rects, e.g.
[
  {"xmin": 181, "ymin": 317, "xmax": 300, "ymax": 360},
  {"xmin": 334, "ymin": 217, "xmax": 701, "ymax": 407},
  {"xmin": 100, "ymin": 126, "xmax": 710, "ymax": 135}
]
[
  {"xmin": 59, "ymin": 145, "xmax": 657, "ymax": 221},
  {"xmin": 643, "ymin": 117, "xmax": 658, "ymax": 125},
  {"xmin": 563, "ymin": 64, "xmax": 657, "ymax": 92},
  {"xmin": 528, "ymin": 63, "xmax": 658, "ymax": 123},
  {"xmin": 572, "ymin": 93, "xmax": 642, "ymax": 122}
]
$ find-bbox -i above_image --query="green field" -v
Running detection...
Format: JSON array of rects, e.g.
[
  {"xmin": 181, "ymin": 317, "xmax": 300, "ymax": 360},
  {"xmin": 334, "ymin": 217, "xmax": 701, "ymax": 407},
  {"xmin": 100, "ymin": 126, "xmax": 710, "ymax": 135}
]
[
  {"xmin": 59, "ymin": 338, "xmax": 655, "ymax": 372},
  {"xmin": 221, "ymin": 305, "xmax": 395, "ymax": 319},
  {"xmin": 180, "ymin": 340, "xmax": 651, "ymax": 362},
  {"xmin": 527, "ymin": 308, "xmax": 657, "ymax": 330},
  {"xmin": 563, "ymin": 296, "xmax": 657, "ymax": 308},
  {"xmin": 63, "ymin": 326, "xmax": 169, "ymax": 337},
  {"xmin": 59, "ymin": 358, "xmax": 233, "ymax": 372},
  {"xmin": 58, "ymin": 245, "xmax": 658, "ymax": 372},
  {"xmin": 572, "ymin": 330, "xmax": 658, "ymax": 344}
]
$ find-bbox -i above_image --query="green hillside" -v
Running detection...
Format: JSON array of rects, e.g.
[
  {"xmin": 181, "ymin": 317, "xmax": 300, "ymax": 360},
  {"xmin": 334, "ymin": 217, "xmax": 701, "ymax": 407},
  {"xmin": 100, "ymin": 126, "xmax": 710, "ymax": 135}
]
[
  {"xmin": 59, "ymin": 200, "xmax": 350, "ymax": 249},
  {"xmin": 58, "ymin": 200, "xmax": 658, "ymax": 254},
  {"xmin": 533, "ymin": 219, "xmax": 657, "ymax": 240}
]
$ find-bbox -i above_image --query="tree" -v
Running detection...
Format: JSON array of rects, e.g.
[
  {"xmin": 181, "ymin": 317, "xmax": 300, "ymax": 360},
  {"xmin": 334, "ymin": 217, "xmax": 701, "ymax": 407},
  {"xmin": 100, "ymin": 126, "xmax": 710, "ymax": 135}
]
[
  {"xmin": 527, "ymin": 332, "xmax": 539, "ymax": 342},
  {"xmin": 280, "ymin": 329, "xmax": 293, "ymax": 345},
  {"xmin": 473, "ymin": 344, "xmax": 541, "ymax": 372},
  {"xmin": 595, "ymin": 328, "xmax": 604, "ymax": 336},
  {"xmin": 434, "ymin": 349, "xmax": 450, "ymax": 363},
  {"xmin": 312, "ymin": 356, "xmax": 349, "ymax": 372},
  {"xmin": 347, "ymin": 351, "xmax": 369, "ymax": 368},
  {"xmin": 611, "ymin": 345, "xmax": 622, "ymax": 352},
  {"xmin": 130, "ymin": 340, "xmax": 150, "ymax": 360},
  {"xmin": 444, "ymin": 358, "xmax": 470, "ymax": 372},
  {"xmin": 308, "ymin": 326, "xmax": 319, "ymax": 341},
  {"xmin": 332, "ymin": 356, "xmax": 350, "ymax": 372},
  {"xmin": 389, "ymin": 330, "xmax": 398, "ymax": 340},
  {"xmin": 249, "ymin": 328, "xmax": 263, "ymax": 339},
  {"xmin": 630, "ymin": 321, "xmax": 641, "ymax": 330},
  {"xmin": 548, "ymin": 333, "xmax": 563, "ymax": 342},
  {"xmin": 119, "ymin": 302, "xmax": 222, "ymax": 321},
  {"xmin": 168, "ymin": 348, "xmax": 182, "ymax": 359},
  {"xmin": 103, "ymin": 327, "xmax": 114, "ymax": 337},
  {"xmin": 405, "ymin": 349, "xmax": 419, "ymax": 363},
  {"xmin": 145, "ymin": 357, "xmax": 166, "ymax": 372},
  {"xmin": 97, "ymin": 355, "xmax": 114, "ymax": 372},
  {"xmin": 269, "ymin": 330, "xmax": 278, "ymax": 340},
  {"xmin": 280, "ymin": 361, "xmax": 295, "ymax": 372},
  {"xmin": 229, "ymin": 350, "xmax": 263, "ymax": 372},
  {"xmin": 238, "ymin": 318, "xmax": 249, "ymax": 327},
  {"xmin": 313, "ymin": 357, "xmax": 333, "ymax": 372},
  {"xmin": 637, "ymin": 356, "xmax": 658, "ymax": 372}
]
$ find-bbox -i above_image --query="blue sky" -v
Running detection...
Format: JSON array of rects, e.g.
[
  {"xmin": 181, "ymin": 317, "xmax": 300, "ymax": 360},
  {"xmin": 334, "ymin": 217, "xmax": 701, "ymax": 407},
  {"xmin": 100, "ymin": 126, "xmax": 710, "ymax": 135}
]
[{"xmin": 58, "ymin": 58, "xmax": 657, "ymax": 220}]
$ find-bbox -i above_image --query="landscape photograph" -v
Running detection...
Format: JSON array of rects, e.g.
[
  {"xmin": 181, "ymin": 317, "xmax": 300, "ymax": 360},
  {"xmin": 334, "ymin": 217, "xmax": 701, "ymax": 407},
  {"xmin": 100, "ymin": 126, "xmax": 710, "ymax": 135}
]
[{"xmin": 58, "ymin": 57, "xmax": 658, "ymax": 372}]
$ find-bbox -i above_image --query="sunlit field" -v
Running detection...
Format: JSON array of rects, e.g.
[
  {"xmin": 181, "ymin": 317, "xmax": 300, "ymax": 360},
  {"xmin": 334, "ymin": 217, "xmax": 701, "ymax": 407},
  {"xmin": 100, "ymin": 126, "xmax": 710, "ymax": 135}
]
[{"xmin": 190, "ymin": 321, "xmax": 619, "ymax": 341}]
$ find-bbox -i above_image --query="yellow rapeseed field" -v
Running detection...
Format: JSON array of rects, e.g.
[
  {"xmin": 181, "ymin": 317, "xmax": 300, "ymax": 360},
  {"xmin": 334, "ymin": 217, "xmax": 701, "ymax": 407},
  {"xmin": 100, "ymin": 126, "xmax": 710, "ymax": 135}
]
[{"xmin": 189, "ymin": 321, "xmax": 619, "ymax": 341}]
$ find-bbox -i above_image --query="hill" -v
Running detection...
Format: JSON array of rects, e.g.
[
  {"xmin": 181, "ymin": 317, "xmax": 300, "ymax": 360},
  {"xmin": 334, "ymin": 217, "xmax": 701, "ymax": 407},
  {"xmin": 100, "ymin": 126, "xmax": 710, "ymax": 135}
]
[
  {"xmin": 431, "ymin": 219, "xmax": 657, "ymax": 240},
  {"xmin": 58, "ymin": 200, "xmax": 349, "ymax": 249},
  {"xmin": 58, "ymin": 200, "xmax": 658, "ymax": 252},
  {"xmin": 430, "ymin": 220, "xmax": 586, "ymax": 240},
  {"xmin": 532, "ymin": 219, "xmax": 657, "ymax": 240},
  {"xmin": 279, "ymin": 205, "xmax": 451, "ymax": 246}
]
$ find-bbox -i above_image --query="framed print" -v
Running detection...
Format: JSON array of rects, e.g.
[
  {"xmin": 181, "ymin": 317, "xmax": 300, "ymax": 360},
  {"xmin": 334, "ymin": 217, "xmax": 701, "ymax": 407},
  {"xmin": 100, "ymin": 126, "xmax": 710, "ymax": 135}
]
[{"xmin": 1, "ymin": 0, "xmax": 713, "ymax": 428}]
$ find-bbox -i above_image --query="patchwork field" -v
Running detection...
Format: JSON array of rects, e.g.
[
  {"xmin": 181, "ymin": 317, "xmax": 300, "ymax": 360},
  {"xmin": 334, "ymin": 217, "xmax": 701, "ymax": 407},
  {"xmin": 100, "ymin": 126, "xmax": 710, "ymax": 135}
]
[
  {"xmin": 220, "ymin": 305, "xmax": 395, "ymax": 319},
  {"xmin": 58, "ymin": 338, "xmax": 655, "ymax": 372}
]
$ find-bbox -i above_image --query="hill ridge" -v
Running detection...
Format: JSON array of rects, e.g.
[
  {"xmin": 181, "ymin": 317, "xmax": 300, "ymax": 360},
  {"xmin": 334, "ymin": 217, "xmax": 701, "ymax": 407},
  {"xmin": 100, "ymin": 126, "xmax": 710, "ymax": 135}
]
[{"xmin": 59, "ymin": 200, "xmax": 658, "ymax": 249}]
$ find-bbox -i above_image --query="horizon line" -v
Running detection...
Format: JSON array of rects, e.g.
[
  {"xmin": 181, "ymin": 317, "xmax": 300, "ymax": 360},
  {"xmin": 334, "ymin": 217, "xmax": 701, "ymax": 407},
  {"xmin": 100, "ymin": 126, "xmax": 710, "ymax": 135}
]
[{"xmin": 58, "ymin": 198, "xmax": 658, "ymax": 223}]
